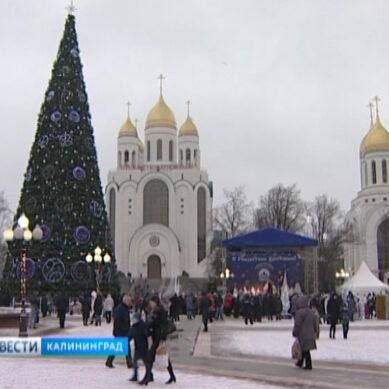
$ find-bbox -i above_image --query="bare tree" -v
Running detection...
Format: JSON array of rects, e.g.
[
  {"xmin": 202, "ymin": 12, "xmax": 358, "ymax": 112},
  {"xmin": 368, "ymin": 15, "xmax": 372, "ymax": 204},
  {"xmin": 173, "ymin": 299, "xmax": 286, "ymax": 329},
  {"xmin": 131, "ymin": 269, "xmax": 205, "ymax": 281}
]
[
  {"xmin": 214, "ymin": 186, "xmax": 253, "ymax": 238},
  {"xmin": 306, "ymin": 195, "xmax": 348, "ymax": 292},
  {"xmin": 254, "ymin": 183, "xmax": 305, "ymax": 232},
  {"xmin": 305, "ymin": 195, "xmax": 343, "ymax": 248}
]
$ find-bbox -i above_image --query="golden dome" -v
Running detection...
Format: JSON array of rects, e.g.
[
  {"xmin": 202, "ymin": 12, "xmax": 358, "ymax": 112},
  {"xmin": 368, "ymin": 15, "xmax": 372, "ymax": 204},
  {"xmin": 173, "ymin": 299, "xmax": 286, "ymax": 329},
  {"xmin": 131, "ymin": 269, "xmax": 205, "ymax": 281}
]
[
  {"xmin": 360, "ymin": 116, "xmax": 389, "ymax": 157},
  {"xmin": 179, "ymin": 114, "xmax": 198, "ymax": 136},
  {"xmin": 118, "ymin": 116, "xmax": 137, "ymax": 138},
  {"xmin": 145, "ymin": 94, "xmax": 176, "ymax": 130}
]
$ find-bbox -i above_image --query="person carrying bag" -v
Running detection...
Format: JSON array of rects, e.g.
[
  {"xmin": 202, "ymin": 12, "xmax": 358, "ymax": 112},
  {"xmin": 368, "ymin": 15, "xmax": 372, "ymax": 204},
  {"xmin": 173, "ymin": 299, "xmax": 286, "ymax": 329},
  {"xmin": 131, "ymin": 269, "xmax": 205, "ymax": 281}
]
[{"xmin": 292, "ymin": 295, "xmax": 318, "ymax": 370}]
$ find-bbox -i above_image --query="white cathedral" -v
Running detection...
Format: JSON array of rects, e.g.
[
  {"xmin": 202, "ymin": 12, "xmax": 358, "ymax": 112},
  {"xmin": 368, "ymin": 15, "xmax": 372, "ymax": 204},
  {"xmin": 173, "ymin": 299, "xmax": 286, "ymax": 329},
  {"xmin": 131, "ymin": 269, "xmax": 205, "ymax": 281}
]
[
  {"xmin": 344, "ymin": 98, "xmax": 389, "ymax": 283},
  {"xmin": 105, "ymin": 79, "xmax": 213, "ymax": 281}
]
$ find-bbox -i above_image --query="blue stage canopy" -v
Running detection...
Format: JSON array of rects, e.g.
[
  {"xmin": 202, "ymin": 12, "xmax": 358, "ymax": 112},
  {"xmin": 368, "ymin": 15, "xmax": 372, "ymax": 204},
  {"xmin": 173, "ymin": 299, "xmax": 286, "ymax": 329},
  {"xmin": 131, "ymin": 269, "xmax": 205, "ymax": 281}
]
[{"xmin": 222, "ymin": 228, "xmax": 318, "ymax": 249}]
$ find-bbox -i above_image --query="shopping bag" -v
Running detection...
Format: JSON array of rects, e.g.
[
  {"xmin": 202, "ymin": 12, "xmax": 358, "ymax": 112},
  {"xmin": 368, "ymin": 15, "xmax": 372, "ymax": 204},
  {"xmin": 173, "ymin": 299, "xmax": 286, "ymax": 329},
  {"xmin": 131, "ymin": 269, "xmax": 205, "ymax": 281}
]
[
  {"xmin": 155, "ymin": 341, "xmax": 167, "ymax": 356},
  {"xmin": 291, "ymin": 338, "xmax": 302, "ymax": 360},
  {"xmin": 154, "ymin": 341, "xmax": 168, "ymax": 369}
]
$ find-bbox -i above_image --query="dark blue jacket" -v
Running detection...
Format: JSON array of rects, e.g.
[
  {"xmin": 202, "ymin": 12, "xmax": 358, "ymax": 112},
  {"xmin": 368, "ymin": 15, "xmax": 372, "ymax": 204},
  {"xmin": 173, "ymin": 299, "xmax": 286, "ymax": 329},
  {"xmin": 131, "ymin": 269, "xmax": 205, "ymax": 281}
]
[
  {"xmin": 56, "ymin": 293, "xmax": 69, "ymax": 312},
  {"xmin": 112, "ymin": 302, "xmax": 131, "ymax": 336},
  {"xmin": 129, "ymin": 320, "xmax": 148, "ymax": 358}
]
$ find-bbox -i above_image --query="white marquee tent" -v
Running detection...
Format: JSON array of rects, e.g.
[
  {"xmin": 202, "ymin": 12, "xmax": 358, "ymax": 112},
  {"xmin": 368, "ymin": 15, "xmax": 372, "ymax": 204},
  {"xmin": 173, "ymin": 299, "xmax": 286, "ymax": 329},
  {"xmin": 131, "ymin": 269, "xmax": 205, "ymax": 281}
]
[{"xmin": 338, "ymin": 261, "xmax": 389, "ymax": 296}]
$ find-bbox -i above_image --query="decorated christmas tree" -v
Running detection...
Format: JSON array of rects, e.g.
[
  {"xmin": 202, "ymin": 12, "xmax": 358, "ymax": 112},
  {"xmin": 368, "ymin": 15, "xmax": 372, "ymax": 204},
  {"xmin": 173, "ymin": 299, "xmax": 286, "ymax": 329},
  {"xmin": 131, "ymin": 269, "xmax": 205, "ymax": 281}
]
[{"xmin": 3, "ymin": 12, "xmax": 116, "ymax": 297}]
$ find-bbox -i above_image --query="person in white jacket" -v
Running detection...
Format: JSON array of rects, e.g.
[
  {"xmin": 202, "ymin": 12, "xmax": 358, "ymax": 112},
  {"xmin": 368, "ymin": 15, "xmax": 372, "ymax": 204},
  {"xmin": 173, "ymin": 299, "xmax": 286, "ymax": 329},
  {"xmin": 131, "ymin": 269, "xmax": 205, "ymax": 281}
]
[{"xmin": 103, "ymin": 293, "xmax": 114, "ymax": 323}]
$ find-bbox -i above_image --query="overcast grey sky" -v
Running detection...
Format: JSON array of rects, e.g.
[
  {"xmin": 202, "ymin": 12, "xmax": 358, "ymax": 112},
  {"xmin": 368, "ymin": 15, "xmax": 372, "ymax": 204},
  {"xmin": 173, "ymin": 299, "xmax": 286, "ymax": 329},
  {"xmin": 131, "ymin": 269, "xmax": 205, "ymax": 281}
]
[{"xmin": 1, "ymin": 0, "xmax": 389, "ymax": 215}]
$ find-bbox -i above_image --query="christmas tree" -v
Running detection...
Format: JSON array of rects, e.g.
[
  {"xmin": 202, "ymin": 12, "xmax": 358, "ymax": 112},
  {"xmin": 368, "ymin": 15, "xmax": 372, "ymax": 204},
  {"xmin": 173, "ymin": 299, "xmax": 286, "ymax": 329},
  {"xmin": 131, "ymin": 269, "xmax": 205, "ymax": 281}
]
[{"xmin": 3, "ymin": 12, "xmax": 115, "ymax": 297}]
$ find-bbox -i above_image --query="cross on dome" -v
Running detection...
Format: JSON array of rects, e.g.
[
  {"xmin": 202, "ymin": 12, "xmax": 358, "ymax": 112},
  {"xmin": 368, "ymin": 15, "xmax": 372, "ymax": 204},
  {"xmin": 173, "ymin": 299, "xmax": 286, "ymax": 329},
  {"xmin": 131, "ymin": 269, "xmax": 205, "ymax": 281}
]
[
  {"xmin": 374, "ymin": 96, "xmax": 381, "ymax": 119},
  {"xmin": 186, "ymin": 100, "xmax": 191, "ymax": 116},
  {"xmin": 126, "ymin": 101, "xmax": 131, "ymax": 118},
  {"xmin": 157, "ymin": 74, "xmax": 166, "ymax": 94}
]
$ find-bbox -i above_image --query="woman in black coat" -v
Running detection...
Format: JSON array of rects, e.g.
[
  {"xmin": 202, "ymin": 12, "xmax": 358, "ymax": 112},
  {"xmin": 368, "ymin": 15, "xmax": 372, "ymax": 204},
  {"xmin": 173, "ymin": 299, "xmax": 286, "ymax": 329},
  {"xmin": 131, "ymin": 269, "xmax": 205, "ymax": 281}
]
[
  {"xmin": 93, "ymin": 292, "xmax": 103, "ymax": 326},
  {"xmin": 105, "ymin": 294, "xmax": 132, "ymax": 368},
  {"xmin": 79, "ymin": 294, "xmax": 91, "ymax": 326},
  {"xmin": 327, "ymin": 292, "xmax": 340, "ymax": 339},
  {"xmin": 139, "ymin": 296, "xmax": 176, "ymax": 385},
  {"xmin": 292, "ymin": 295, "xmax": 317, "ymax": 370},
  {"xmin": 241, "ymin": 294, "xmax": 254, "ymax": 325}
]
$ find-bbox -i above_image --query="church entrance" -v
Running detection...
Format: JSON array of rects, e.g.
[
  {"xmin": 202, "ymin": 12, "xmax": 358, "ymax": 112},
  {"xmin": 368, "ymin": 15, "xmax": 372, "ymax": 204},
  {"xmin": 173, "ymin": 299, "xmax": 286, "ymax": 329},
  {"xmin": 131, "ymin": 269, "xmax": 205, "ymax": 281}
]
[
  {"xmin": 377, "ymin": 219, "xmax": 389, "ymax": 280},
  {"xmin": 147, "ymin": 255, "xmax": 161, "ymax": 279}
]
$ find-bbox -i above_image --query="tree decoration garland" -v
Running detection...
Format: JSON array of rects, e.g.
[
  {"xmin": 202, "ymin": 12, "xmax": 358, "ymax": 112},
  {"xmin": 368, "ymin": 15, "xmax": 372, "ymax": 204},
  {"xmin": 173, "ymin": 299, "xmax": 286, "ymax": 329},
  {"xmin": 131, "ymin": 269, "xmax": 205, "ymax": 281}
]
[{"xmin": 3, "ymin": 13, "xmax": 115, "ymax": 296}]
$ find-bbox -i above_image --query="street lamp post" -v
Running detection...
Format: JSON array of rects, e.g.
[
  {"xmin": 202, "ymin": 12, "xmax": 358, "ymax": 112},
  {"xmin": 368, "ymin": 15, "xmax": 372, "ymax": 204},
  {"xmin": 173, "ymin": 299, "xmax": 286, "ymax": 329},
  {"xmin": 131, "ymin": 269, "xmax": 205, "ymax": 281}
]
[
  {"xmin": 85, "ymin": 246, "xmax": 111, "ymax": 293},
  {"xmin": 3, "ymin": 213, "xmax": 43, "ymax": 337},
  {"xmin": 335, "ymin": 268, "xmax": 350, "ymax": 294},
  {"xmin": 220, "ymin": 268, "xmax": 234, "ymax": 292},
  {"xmin": 335, "ymin": 268, "xmax": 350, "ymax": 281}
]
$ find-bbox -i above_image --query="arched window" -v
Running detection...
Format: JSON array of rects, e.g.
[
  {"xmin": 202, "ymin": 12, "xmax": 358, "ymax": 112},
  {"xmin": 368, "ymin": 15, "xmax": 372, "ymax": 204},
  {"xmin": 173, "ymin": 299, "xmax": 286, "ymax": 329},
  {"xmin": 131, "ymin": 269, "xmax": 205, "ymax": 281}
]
[
  {"xmin": 186, "ymin": 148, "xmax": 191, "ymax": 164},
  {"xmin": 372, "ymin": 160, "xmax": 377, "ymax": 184},
  {"xmin": 382, "ymin": 160, "xmax": 388, "ymax": 183},
  {"xmin": 132, "ymin": 151, "xmax": 136, "ymax": 167},
  {"xmin": 197, "ymin": 187, "xmax": 206, "ymax": 262},
  {"xmin": 169, "ymin": 140, "xmax": 173, "ymax": 162},
  {"xmin": 147, "ymin": 141, "xmax": 151, "ymax": 162},
  {"xmin": 180, "ymin": 149, "xmax": 183, "ymax": 165},
  {"xmin": 124, "ymin": 150, "xmax": 129, "ymax": 164},
  {"xmin": 109, "ymin": 188, "xmax": 116, "ymax": 244},
  {"xmin": 143, "ymin": 179, "xmax": 169, "ymax": 226},
  {"xmin": 377, "ymin": 219, "xmax": 389, "ymax": 280},
  {"xmin": 157, "ymin": 139, "xmax": 163, "ymax": 161}
]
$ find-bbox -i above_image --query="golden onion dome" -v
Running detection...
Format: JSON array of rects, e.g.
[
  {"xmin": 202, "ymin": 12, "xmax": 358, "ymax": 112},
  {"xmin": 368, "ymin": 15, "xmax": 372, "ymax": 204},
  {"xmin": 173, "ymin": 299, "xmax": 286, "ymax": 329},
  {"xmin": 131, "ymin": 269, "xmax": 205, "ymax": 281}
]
[
  {"xmin": 145, "ymin": 94, "xmax": 176, "ymax": 130},
  {"xmin": 360, "ymin": 116, "xmax": 389, "ymax": 157},
  {"xmin": 179, "ymin": 114, "xmax": 198, "ymax": 137},
  {"xmin": 118, "ymin": 116, "xmax": 137, "ymax": 138}
]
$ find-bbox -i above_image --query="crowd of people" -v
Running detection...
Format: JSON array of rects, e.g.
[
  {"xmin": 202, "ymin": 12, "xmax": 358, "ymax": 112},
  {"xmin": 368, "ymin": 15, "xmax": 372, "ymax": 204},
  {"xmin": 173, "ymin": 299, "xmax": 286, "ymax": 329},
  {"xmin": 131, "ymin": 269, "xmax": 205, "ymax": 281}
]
[
  {"xmin": 0, "ymin": 284, "xmax": 382, "ymax": 380},
  {"xmin": 105, "ymin": 293, "xmax": 176, "ymax": 385}
]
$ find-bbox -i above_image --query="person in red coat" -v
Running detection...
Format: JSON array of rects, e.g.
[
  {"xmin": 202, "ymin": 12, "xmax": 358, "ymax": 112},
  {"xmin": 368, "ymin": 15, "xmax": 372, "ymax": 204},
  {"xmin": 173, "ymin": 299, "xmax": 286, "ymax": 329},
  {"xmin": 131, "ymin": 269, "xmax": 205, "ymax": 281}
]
[{"xmin": 224, "ymin": 292, "xmax": 232, "ymax": 316}]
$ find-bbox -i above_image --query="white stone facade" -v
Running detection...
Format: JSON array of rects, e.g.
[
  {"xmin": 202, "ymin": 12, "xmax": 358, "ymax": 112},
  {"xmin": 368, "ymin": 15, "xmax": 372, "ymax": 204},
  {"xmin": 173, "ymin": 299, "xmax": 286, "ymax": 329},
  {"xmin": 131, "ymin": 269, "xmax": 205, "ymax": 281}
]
[
  {"xmin": 344, "ymin": 109, "xmax": 389, "ymax": 282},
  {"xmin": 105, "ymin": 94, "xmax": 213, "ymax": 280}
]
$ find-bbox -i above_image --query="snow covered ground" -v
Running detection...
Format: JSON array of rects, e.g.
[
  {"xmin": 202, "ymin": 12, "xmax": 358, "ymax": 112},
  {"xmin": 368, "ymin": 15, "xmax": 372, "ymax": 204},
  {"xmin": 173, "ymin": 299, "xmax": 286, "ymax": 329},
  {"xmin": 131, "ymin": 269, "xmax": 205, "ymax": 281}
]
[
  {"xmin": 1, "ymin": 357, "xmax": 280, "ymax": 389},
  {"xmin": 1, "ymin": 315, "xmax": 389, "ymax": 389},
  {"xmin": 0, "ymin": 316, "xmax": 282, "ymax": 389},
  {"xmin": 211, "ymin": 318, "xmax": 389, "ymax": 364}
]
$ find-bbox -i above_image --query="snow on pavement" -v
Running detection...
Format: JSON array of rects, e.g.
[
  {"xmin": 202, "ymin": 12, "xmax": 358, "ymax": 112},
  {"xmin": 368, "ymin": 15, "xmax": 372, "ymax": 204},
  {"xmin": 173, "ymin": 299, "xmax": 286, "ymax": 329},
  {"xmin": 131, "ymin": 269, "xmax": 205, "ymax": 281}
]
[
  {"xmin": 1, "ymin": 357, "xmax": 282, "ymax": 389},
  {"xmin": 211, "ymin": 318, "xmax": 389, "ymax": 364},
  {"xmin": 1, "ymin": 317, "xmax": 283, "ymax": 389},
  {"xmin": 2, "ymin": 315, "xmax": 389, "ymax": 389}
]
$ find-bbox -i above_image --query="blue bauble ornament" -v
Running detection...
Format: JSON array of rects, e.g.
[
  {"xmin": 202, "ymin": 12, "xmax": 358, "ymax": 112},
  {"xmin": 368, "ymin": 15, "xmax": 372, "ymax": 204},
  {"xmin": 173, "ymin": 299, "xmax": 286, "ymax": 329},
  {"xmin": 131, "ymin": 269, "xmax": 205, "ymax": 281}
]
[
  {"xmin": 40, "ymin": 224, "xmax": 51, "ymax": 242},
  {"xmin": 90, "ymin": 200, "xmax": 103, "ymax": 217},
  {"xmin": 58, "ymin": 132, "xmax": 72, "ymax": 147},
  {"xmin": 73, "ymin": 226, "xmax": 90, "ymax": 244},
  {"xmin": 73, "ymin": 166, "xmax": 86, "ymax": 180},
  {"xmin": 50, "ymin": 110, "xmax": 61, "ymax": 123},
  {"xmin": 68, "ymin": 110, "xmax": 80, "ymax": 123}
]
